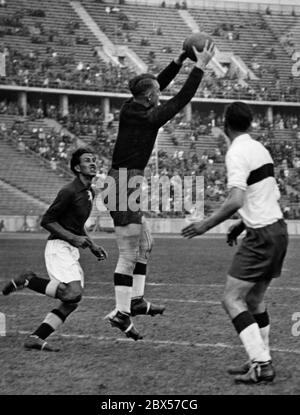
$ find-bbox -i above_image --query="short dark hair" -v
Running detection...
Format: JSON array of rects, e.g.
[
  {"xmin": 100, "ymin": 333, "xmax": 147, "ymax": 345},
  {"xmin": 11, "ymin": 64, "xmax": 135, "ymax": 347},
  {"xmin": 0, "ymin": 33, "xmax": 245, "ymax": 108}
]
[
  {"xmin": 128, "ymin": 73, "xmax": 157, "ymax": 96},
  {"xmin": 70, "ymin": 147, "xmax": 94, "ymax": 176},
  {"xmin": 224, "ymin": 101, "xmax": 253, "ymax": 132}
]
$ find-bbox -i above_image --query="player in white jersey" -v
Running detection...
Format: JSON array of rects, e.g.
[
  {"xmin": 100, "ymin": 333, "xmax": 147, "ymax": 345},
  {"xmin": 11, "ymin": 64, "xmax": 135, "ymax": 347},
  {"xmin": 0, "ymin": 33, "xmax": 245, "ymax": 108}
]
[{"xmin": 182, "ymin": 101, "xmax": 288, "ymax": 384}]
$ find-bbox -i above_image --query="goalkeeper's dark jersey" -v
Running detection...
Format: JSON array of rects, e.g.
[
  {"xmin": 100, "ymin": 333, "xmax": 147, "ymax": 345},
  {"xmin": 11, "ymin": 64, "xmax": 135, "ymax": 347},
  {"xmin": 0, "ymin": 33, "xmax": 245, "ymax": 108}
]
[
  {"xmin": 111, "ymin": 61, "xmax": 204, "ymax": 171},
  {"xmin": 41, "ymin": 177, "xmax": 94, "ymax": 240}
]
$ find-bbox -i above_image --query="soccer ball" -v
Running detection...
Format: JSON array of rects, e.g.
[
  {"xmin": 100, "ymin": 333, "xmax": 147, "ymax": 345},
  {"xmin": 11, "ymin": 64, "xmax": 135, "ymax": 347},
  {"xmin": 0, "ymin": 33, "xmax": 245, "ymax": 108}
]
[{"xmin": 183, "ymin": 32, "xmax": 213, "ymax": 61}]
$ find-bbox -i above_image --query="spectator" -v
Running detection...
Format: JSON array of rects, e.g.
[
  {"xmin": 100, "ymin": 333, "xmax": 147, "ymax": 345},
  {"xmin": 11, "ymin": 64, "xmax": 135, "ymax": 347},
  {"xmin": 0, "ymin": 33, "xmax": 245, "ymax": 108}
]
[
  {"xmin": 154, "ymin": 26, "xmax": 163, "ymax": 36},
  {"xmin": 17, "ymin": 137, "xmax": 26, "ymax": 153},
  {"xmin": 140, "ymin": 37, "xmax": 150, "ymax": 46},
  {"xmin": 181, "ymin": 1, "xmax": 187, "ymax": 9},
  {"xmin": 265, "ymin": 6, "xmax": 271, "ymax": 15},
  {"xmin": 162, "ymin": 46, "xmax": 172, "ymax": 53},
  {"xmin": 0, "ymin": 219, "xmax": 5, "ymax": 232},
  {"xmin": 50, "ymin": 157, "xmax": 57, "ymax": 170},
  {"xmin": 266, "ymin": 48, "xmax": 277, "ymax": 59},
  {"xmin": 233, "ymin": 31, "xmax": 240, "ymax": 41},
  {"xmin": 212, "ymin": 26, "xmax": 222, "ymax": 36}
]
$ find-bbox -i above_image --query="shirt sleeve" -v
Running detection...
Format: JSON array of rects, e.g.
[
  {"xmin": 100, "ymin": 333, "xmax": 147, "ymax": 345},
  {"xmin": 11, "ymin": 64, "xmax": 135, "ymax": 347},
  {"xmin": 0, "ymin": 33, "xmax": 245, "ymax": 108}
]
[
  {"xmin": 41, "ymin": 187, "xmax": 73, "ymax": 226},
  {"xmin": 156, "ymin": 60, "xmax": 181, "ymax": 92},
  {"xmin": 148, "ymin": 67, "xmax": 204, "ymax": 128},
  {"xmin": 226, "ymin": 149, "xmax": 250, "ymax": 191}
]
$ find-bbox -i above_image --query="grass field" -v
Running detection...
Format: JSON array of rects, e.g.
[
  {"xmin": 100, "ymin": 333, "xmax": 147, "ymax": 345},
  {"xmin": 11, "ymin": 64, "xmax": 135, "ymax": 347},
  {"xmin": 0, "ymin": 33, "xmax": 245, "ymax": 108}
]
[{"xmin": 0, "ymin": 234, "xmax": 299, "ymax": 395}]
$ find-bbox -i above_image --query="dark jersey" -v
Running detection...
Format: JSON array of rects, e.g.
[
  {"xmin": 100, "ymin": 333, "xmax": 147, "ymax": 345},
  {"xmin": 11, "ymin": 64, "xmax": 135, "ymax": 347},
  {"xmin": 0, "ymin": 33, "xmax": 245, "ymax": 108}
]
[
  {"xmin": 41, "ymin": 177, "xmax": 95, "ymax": 240},
  {"xmin": 112, "ymin": 61, "xmax": 204, "ymax": 170}
]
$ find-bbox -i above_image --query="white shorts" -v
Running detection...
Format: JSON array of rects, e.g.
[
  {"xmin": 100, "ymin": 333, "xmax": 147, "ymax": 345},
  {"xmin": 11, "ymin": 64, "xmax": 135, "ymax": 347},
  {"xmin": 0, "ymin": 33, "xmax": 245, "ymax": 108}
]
[{"xmin": 45, "ymin": 239, "xmax": 84, "ymax": 287}]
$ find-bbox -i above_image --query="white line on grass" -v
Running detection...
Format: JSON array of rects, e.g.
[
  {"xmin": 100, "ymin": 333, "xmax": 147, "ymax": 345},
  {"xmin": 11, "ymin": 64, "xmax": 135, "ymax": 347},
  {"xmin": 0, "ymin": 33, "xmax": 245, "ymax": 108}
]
[
  {"xmin": 16, "ymin": 329, "xmax": 300, "ymax": 356},
  {"xmin": 0, "ymin": 279, "xmax": 299, "ymax": 291},
  {"xmin": 12, "ymin": 291, "xmax": 292, "ymax": 307}
]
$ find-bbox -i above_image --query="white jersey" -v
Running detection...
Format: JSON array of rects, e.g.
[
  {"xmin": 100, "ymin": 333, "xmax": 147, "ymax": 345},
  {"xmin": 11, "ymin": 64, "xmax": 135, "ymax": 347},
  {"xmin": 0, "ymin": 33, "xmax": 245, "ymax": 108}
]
[{"xmin": 225, "ymin": 133, "xmax": 283, "ymax": 228}]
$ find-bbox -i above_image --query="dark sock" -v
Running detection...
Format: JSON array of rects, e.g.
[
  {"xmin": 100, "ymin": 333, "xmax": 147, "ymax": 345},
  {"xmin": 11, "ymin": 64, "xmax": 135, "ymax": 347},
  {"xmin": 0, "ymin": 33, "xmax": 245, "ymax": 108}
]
[
  {"xmin": 253, "ymin": 310, "xmax": 270, "ymax": 328},
  {"xmin": 33, "ymin": 323, "xmax": 54, "ymax": 340},
  {"xmin": 133, "ymin": 262, "xmax": 147, "ymax": 275},
  {"xmin": 114, "ymin": 273, "xmax": 133, "ymax": 286},
  {"xmin": 32, "ymin": 309, "xmax": 67, "ymax": 340},
  {"xmin": 232, "ymin": 310, "xmax": 256, "ymax": 334},
  {"xmin": 27, "ymin": 277, "xmax": 51, "ymax": 294}
]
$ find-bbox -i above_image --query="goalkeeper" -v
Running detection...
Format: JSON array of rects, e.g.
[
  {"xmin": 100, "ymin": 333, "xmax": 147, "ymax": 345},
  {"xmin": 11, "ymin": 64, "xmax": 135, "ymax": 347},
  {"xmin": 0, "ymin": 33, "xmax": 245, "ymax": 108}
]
[
  {"xmin": 104, "ymin": 41, "xmax": 215, "ymax": 340},
  {"xmin": 2, "ymin": 148, "xmax": 107, "ymax": 351}
]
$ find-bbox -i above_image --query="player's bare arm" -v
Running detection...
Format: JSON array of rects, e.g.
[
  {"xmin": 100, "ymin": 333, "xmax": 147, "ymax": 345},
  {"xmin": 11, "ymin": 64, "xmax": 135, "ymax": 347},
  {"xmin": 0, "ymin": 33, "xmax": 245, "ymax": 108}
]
[
  {"xmin": 226, "ymin": 219, "xmax": 246, "ymax": 246},
  {"xmin": 181, "ymin": 187, "xmax": 245, "ymax": 239},
  {"xmin": 84, "ymin": 227, "xmax": 108, "ymax": 261}
]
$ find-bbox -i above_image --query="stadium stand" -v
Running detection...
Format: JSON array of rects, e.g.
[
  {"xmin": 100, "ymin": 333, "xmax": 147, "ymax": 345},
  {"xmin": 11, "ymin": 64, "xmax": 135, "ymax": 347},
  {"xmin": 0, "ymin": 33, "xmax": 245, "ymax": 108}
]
[
  {"xmin": 1, "ymin": 0, "xmax": 300, "ymax": 222},
  {"xmin": 0, "ymin": 140, "xmax": 69, "ymax": 205},
  {"xmin": 0, "ymin": 179, "xmax": 47, "ymax": 216},
  {"xmin": 0, "ymin": 0, "xmax": 299, "ymax": 99}
]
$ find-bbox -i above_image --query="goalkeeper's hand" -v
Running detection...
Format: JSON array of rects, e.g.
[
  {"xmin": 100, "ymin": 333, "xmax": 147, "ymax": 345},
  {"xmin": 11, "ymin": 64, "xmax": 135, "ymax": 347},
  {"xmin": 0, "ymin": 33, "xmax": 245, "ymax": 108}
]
[
  {"xmin": 89, "ymin": 243, "xmax": 108, "ymax": 261},
  {"xmin": 226, "ymin": 220, "xmax": 245, "ymax": 246}
]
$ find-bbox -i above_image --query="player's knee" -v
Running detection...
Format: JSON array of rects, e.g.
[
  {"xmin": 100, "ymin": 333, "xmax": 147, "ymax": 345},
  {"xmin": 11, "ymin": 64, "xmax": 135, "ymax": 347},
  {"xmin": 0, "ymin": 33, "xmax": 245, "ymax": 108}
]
[
  {"xmin": 139, "ymin": 239, "xmax": 153, "ymax": 262},
  {"xmin": 64, "ymin": 293, "xmax": 82, "ymax": 304},
  {"xmin": 60, "ymin": 285, "xmax": 82, "ymax": 304},
  {"xmin": 148, "ymin": 234, "xmax": 154, "ymax": 251},
  {"xmin": 117, "ymin": 252, "xmax": 139, "ymax": 275},
  {"xmin": 222, "ymin": 291, "xmax": 239, "ymax": 311},
  {"xmin": 246, "ymin": 294, "xmax": 260, "ymax": 313},
  {"xmin": 221, "ymin": 295, "xmax": 230, "ymax": 312}
]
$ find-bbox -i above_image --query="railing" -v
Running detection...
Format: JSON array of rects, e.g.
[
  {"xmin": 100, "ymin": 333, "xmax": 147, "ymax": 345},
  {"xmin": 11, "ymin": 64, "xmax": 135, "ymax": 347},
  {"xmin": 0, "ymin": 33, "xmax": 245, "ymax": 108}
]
[
  {"xmin": 1, "ymin": 77, "xmax": 299, "ymax": 103},
  {"xmin": 123, "ymin": 0, "xmax": 300, "ymax": 14}
]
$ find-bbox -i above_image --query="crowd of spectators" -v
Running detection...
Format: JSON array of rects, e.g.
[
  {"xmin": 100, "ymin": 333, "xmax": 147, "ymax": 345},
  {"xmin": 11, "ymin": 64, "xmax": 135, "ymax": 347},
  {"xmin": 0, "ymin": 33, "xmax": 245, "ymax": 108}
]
[
  {"xmin": 0, "ymin": 1, "xmax": 300, "ymax": 103},
  {"xmin": 0, "ymin": 43, "xmax": 137, "ymax": 91},
  {"xmin": 0, "ymin": 99, "xmax": 117, "ymax": 174},
  {"xmin": 0, "ymin": 5, "xmax": 299, "ymax": 101},
  {"xmin": 0, "ymin": 116, "xmax": 76, "ymax": 174},
  {"xmin": 1, "ymin": 98, "xmax": 300, "ymax": 217}
]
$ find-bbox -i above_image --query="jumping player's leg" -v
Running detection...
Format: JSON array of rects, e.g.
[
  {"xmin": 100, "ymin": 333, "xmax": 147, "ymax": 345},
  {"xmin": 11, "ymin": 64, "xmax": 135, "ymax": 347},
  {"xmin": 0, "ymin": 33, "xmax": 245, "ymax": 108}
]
[
  {"xmin": 114, "ymin": 223, "xmax": 141, "ymax": 313},
  {"xmin": 132, "ymin": 219, "xmax": 152, "ymax": 301},
  {"xmin": 131, "ymin": 218, "xmax": 165, "ymax": 317},
  {"xmin": 106, "ymin": 223, "xmax": 142, "ymax": 340}
]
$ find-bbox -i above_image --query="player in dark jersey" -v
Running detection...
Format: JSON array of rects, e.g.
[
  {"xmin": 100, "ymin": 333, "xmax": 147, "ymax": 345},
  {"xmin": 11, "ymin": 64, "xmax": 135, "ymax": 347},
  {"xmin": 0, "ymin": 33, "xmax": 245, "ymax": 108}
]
[
  {"xmin": 2, "ymin": 148, "xmax": 107, "ymax": 351},
  {"xmin": 104, "ymin": 41, "xmax": 215, "ymax": 340}
]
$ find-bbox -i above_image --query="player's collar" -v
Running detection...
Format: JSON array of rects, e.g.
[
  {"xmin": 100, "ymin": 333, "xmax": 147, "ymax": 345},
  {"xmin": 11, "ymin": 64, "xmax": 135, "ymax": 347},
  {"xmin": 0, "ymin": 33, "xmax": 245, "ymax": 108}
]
[{"xmin": 73, "ymin": 177, "xmax": 92, "ymax": 192}]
